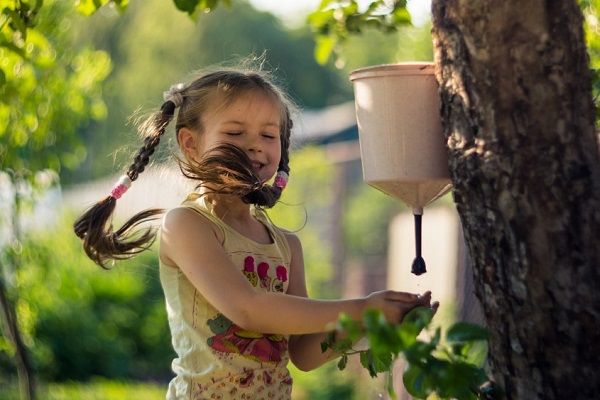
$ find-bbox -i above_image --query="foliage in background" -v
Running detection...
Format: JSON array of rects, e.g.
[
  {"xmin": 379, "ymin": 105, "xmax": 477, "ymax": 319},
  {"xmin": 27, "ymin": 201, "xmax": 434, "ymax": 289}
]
[
  {"xmin": 1, "ymin": 212, "xmax": 173, "ymax": 383},
  {"xmin": 0, "ymin": 0, "xmax": 111, "ymax": 177},
  {"xmin": 270, "ymin": 146, "xmax": 338, "ymax": 297},
  {"xmin": 345, "ymin": 180, "xmax": 405, "ymax": 259},
  {"xmin": 581, "ymin": 0, "xmax": 600, "ymax": 121},
  {"xmin": 289, "ymin": 362, "xmax": 356, "ymax": 400},
  {"xmin": 322, "ymin": 307, "xmax": 499, "ymax": 400},
  {"xmin": 0, "ymin": 379, "xmax": 165, "ymax": 400},
  {"xmin": 308, "ymin": 0, "xmax": 412, "ymax": 66}
]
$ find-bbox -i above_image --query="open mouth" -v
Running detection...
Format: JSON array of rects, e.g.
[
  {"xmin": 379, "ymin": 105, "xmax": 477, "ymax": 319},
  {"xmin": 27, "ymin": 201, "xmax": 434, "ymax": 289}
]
[{"xmin": 251, "ymin": 161, "xmax": 265, "ymax": 172}]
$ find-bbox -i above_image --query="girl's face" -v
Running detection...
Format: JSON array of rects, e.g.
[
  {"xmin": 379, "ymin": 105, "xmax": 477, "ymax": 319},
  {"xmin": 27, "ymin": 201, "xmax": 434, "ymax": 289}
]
[{"xmin": 180, "ymin": 90, "xmax": 282, "ymax": 183}]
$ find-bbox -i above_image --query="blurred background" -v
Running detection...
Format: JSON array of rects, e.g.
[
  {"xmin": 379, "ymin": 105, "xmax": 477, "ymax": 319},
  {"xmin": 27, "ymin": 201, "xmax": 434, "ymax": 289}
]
[{"xmin": 6, "ymin": 0, "xmax": 597, "ymax": 398}]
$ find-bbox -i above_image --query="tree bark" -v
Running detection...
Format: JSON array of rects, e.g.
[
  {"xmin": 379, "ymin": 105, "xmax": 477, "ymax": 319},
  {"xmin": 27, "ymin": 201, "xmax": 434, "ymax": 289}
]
[{"xmin": 431, "ymin": 1, "xmax": 600, "ymax": 399}]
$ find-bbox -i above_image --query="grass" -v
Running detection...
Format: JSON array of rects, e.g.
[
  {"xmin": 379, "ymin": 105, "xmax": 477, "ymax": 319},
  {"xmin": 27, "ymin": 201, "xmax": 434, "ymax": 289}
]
[{"xmin": 0, "ymin": 379, "xmax": 166, "ymax": 400}]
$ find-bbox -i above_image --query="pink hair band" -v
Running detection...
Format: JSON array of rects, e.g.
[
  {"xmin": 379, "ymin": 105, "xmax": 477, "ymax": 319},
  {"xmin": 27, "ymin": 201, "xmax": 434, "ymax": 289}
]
[
  {"xmin": 110, "ymin": 175, "xmax": 132, "ymax": 199},
  {"xmin": 273, "ymin": 171, "xmax": 289, "ymax": 190}
]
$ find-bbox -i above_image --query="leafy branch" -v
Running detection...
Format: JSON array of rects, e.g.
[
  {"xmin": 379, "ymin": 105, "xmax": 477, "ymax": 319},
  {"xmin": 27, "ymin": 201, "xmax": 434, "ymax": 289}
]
[
  {"xmin": 321, "ymin": 307, "xmax": 503, "ymax": 399},
  {"xmin": 307, "ymin": 0, "xmax": 412, "ymax": 65}
]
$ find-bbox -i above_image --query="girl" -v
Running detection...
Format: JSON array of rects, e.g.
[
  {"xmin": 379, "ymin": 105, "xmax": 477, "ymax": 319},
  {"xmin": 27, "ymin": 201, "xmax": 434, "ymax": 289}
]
[{"xmin": 74, "ymin": 66, "xmax": 438, "ymax": 399}]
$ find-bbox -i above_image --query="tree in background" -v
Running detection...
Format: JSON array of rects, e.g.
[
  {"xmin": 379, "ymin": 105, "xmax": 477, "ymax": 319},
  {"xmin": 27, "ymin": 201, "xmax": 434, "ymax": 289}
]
[{"xmin": 1, "ymin": 1, "xmax": 111, "ymax": 398}]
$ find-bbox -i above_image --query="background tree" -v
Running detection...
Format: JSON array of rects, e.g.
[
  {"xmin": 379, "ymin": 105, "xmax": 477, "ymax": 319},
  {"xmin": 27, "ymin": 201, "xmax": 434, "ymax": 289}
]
[{"xmin": 1, "ymin": 1, "xmax": 111, "ymax": 398}]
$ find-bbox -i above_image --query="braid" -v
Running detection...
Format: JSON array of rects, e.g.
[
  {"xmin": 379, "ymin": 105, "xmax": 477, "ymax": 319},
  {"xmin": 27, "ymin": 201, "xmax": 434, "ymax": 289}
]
[
  {"xmin": 127, "ymin": 134, "xmax": 161, "ymax": 181},
  {"xmin": 278, "ymin": 107, "xmax": 293, "ymax": 174},
  {"xmin": 127, "ymin": 101, "xmax": 175, "ymax": 181},
  {"xmin": 73, "ymin": 101, "xmax": 175, "ymax": 268}
]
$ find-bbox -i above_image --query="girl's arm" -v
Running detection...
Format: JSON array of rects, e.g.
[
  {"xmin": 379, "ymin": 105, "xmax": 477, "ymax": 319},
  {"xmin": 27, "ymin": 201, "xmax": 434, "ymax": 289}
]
[
  {"xmin": 160, "ymin": 207, "xmax": 428, "ymax": 336},
  {"xmin": 284, "ymin": 232, "xmax": 434, "ymax": 371},
  {"xmin": 285, "ymin": 232, "xmax": 343, "ymax": 371}
]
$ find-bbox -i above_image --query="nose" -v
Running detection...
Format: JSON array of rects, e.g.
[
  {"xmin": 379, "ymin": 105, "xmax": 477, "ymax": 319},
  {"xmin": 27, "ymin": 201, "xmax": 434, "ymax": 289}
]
[{"xmin": 245, "ymin": 133, "xmax": 263, "ymax": 154}]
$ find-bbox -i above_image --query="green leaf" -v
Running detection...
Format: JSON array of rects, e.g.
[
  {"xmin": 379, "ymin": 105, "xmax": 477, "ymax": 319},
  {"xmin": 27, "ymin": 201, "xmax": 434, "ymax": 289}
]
[
  {"xmin": 307, "ymin": 8, "xmax": 335, "ymax": 29},
  {"xmin": 3, "ymin": 8, "xmax": 28, "ymax": 39},
  {"xmin": 173, "ymin": 0, "xmax": 199, "ymax": 15},
  {"xmin": 463, "ymin": 340, "xmax": 489, "ymax": 367},
  {"xmin": 362, "ymin": 308, "xmax": 385, "ymax": 331},
  {"xmin": 450, "ymin": 341, "xmax": 471, "ymax": 357},
  {"xmin": 391, "ymin": 7, "xmax": 412, "ymax": 25},
  {"xmin": 204, "ymin": 0, "xmax": 219, "ymax": 12},
  {"xmin": 403, "ymin": 364, "xmax": 429, "ymax": 399},
  {"xmin": 317, "ymin": 0, "xmax": 338, "ymax": 11},
  {"xmin": 338, "ymin": 312, "xmax": 362, "ymax": 341},
  {"xmin": 443, "ymin": 363, "xmax": 482, "ymax": 400},
  {"xmin": 366, "ymin": 1, "xmax": 382, "ymax": 13},
  {"xmin": 360, "ymin": 349, "xmax": 393, "ymax": 378},
  {"xmin": 320, "ymin": 342, "xmax": 329, "ymax": 353},
  {"xmin": 406, "ymin": 341, "xmax": 436, "ymax": 362},
  {"xmin": 75, "ymin": 0, "xmax": 110, "ymax": 16},
  {"xmin": 112, "ymin": 0, "xmax": 130, "ymax": 13},
  {"xmin": 447, "ymin": 323, "xmax": 488, "ymax": 343},
  {"xmin": 313, "ymin": 33, "xmax": 336, "ymax": 65},
  {"xmin": 0, "ymin": 68, "xmax": 5, "ymax": 88},
  {"xmin": 396, "ymin": 320, "xmax": 419, "ymax": 348},
  {"xmin": 0, "ymin": 40, "xmax": 27, "ymax": 58},
  {"xmin": 432, "ymin": 327, "xmax": 441, "ymax": 347},
  {"xmin": 367, "ymin": 323, "xmax": 403, "ymax": 355},
  {"xmin": 337, "ymin": 354, "xmax": 348, "ymax": 370},
  {"xmin": 342, "ymin": 1, "xmax": 359, "ymax": 16},
  {"xmin": 402, "ymin": 306, "xmax": 434, "ymax": 330},
  {"xmin": 330, "ymin": 337, "xmax": 353, "ymax": 353}
]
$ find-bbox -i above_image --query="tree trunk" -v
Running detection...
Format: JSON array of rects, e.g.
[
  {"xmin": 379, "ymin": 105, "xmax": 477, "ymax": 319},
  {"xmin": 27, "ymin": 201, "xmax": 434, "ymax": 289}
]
[
  {"xmin": 1, "ymin": 173, "xmax": 36, "ymax": 400},
  {"xmin": 431, "ymin": 1, "xmax": 600, "ymax": 399},
  {"xmin": 0, "ymin": 278, "xmax": 35, "ymax": 400}
]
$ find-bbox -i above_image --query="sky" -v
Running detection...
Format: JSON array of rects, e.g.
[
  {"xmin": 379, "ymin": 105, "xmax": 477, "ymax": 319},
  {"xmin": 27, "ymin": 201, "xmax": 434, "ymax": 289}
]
[{"xmin": 248, "ymin": 0, "xmax": 432, "ymax": 27}]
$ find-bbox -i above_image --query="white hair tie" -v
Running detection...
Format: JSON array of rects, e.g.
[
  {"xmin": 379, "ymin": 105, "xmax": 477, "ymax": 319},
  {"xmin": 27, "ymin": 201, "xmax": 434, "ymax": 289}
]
[{"xmin": 163, "ymin": 83, "xmax": 186, "ymax": 108}]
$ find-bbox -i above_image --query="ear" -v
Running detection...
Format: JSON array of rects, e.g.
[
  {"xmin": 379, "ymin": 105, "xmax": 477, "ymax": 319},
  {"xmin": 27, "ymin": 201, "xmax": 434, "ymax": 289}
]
[{"xmin": 178, "ymin": 128, "xmax": 199, "ymax": 159}]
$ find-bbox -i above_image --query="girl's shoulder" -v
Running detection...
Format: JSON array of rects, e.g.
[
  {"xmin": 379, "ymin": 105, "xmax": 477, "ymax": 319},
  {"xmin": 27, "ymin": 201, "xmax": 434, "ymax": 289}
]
[
  {"xmin": 280, "ymin": 229, "xmax": 302, "ymax": 256},
  {"xmin": 159, "ymin": 205, "xmax": 226, "ymax": 268},
  {"xmin": 162, "ymin": 204, "xmax": 225, "ymax": 244}
]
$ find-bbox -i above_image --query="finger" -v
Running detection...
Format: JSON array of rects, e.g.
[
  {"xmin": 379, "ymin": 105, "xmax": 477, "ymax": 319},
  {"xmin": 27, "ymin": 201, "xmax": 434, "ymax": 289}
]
[
  {"xmin": 430, "ymin": 301, "xmax": 440, "ymax": 316},
  {"xmin": 412, "ymin": 292, "xmax": 432, "ymax": 307},
  {"xmin": 385, "ymin": 291, "xmax": 421, "ymax": 302}
]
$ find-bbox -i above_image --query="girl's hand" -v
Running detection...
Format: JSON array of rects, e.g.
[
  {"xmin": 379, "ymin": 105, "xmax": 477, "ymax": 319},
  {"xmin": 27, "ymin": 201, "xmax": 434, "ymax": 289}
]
[{"xmin": 364, "ymin": 290, "xmax": 438, "ymax": 325}]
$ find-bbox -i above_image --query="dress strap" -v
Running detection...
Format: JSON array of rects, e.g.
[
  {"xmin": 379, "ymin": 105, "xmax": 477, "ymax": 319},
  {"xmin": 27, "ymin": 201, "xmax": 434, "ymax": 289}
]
[{"xmin": 179, "ymin": 193, "xmax": 227, "ymax": 237}]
